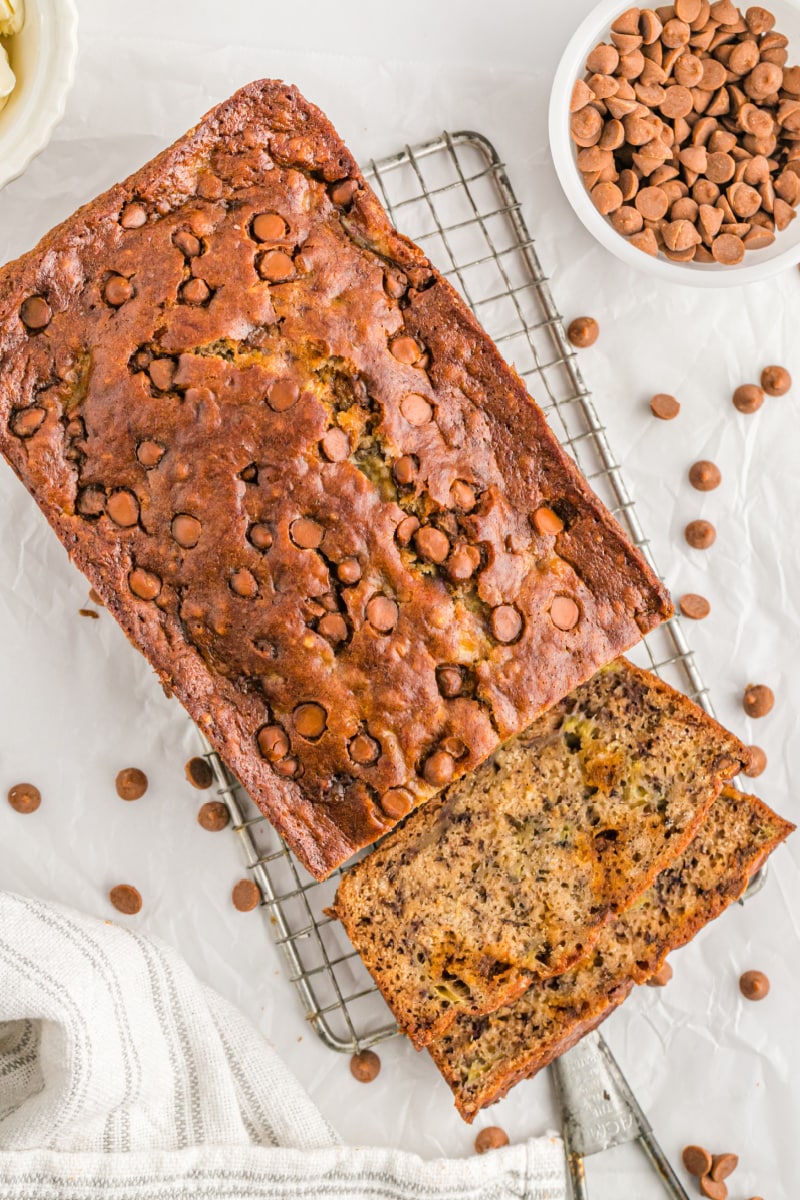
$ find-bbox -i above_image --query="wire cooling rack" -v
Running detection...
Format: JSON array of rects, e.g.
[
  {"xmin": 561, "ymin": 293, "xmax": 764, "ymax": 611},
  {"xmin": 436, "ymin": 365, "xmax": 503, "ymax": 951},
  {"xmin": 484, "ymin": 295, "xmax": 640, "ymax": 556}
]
[{"xmin": 204, "ymin": 129, "xmax": 722, "ymax": 1054}]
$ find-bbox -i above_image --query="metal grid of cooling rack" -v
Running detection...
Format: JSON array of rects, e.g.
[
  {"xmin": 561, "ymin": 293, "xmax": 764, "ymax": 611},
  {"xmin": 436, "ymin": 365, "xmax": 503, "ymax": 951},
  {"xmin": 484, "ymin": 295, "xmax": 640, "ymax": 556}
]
[{"xmin": 204, "ymin": 129, "xmax": 721, "ymax": 1055}]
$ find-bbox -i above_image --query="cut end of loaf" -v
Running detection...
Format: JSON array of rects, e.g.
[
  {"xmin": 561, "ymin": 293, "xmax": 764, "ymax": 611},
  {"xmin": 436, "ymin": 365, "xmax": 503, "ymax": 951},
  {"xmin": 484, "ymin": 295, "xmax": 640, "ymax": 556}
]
[
  {"xmin": 429, "ymin": 784, "xmax": 793, "ymax": 1120},
  {"xmin": 333, "ymin": 657, "xmax": 748, "ymax": 1048}
]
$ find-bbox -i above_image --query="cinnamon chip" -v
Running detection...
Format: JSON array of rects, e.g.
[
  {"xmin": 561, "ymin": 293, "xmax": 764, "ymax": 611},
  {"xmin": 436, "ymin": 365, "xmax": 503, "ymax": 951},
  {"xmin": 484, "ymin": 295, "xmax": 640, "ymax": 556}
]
[
  {"xmin": 20, "ymin": 295, "xmax": 52, "ymax": 331},
  {"xmin": 650, "ymin": 392, "xmax": 681, "ymax": 418},
  {"xmin": 185, "ymin": 756, "xmax": 214, "ymax": 789},
  {"xmin": 252, "ymin": 212, "xmax": 288, "ymax": 242},
  {"xmin": 636, "ymin": 186, "xmax": 670, "ymax": 219},
  {"xmin": 685, "ymin": 519, "xmax": 716, "ymax": 548},
  {"xmin": 761, "ymin": 363, "xmax": 791, "ymax": 395},
  {"xmin": 567, "ymin": 316, "xmax": 599, "ymax": 347},
  {"xmin": 683, "ymin": 1145, "xmax": 713, "ymax": 1177},
  {"xmin": 104, "ymin": 275, "xmax": 134, "ymax": 307},
  {"xmin": 743, "ymin": 744, "xmax": 767, "ymax": 776},
  {"xmin": 550, "ymin": 595, "xmax": 581, "ymax": 631},
  {"xmin": 492, "ymin": 604, "xmax": 524, "ymax": 643},
  {"xmin": 689, "ymin": 460, "xmax": 721, "ymax": 490},
  {"xmin": 679, "ymin": 593, "xmax": 710, "ymax": 619},
  {"xmin": 710, "ymin": 1153, "xmax": 739, "ymax": 1182},
  {"xmin": 733, "ymin": 383, "xmax": 764, "ymax": 413},
  {"xmin": 197, "ymin": 801, "xmax": 230, "ymax": 832},
  {"xmin": 380, "ymin": 788, "xmax": 414, "ymax": 820},
  {"xmin": 109, "ymin": 884, "xmax": 142, "ymax": 915},
  {"xmin": 422, "ymin": 750, "xmax": 456, "ymax": 787},
  {"xmin": 115, "ymin": 767, "xmax": 148, "ymax": 801},
  {"xmin": 294, "ymin": 702, "xmax": 328, "ymax": 740},
  {"xmin": 474, "ymin": 1126, "xmax": 510, "ymax": 1154},
  {"xmin": 366, "ymin": 595, "xmax": 398, "ymax": 633},
  {"xmin": 742, "ymin": 683, "xmax": 774, "ymax": 717},
  {"xmin": 7, "ymin": 783, "xmax": 41, "ymax": 814},
  {"xmin": 533, "ymin": 506, "xmax": 564, "ymax": 534},
  {"xmin": 739, "ymin": 968, "xmax": 770, "ymax": 999},
  {"xmin": 350, "ymin": 1049, "xmax": 381, "ymax": 1082},
  {"xmin": 712, "ymin": 233, "xmax": 745, "ymax": 264},
  {"xmin": 232, "ymin": 878, "xmax": 261, "ymax": 912}
]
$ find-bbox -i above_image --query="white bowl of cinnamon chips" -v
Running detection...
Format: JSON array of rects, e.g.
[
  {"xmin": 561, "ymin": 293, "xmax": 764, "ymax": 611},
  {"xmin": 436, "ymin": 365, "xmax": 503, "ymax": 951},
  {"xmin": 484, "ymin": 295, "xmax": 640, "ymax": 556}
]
[{"xmin": 549, "ymin": 0, "xmax": 800, "ymax": 284}]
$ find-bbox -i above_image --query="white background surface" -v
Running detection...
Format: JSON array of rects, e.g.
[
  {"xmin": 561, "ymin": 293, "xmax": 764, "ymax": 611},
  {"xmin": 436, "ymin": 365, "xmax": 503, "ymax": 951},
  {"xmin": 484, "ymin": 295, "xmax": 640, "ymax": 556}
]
[{"xmin": 0, "ymin": 1, "xmax": 798, "ymax": 1196}]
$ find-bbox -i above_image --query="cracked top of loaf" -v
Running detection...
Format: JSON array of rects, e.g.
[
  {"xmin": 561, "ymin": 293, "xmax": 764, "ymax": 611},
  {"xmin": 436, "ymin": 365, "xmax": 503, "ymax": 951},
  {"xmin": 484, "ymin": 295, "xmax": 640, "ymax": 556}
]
[{"xmin": 0, "ymin": 80, "xmax": 671, "ymax": 878}]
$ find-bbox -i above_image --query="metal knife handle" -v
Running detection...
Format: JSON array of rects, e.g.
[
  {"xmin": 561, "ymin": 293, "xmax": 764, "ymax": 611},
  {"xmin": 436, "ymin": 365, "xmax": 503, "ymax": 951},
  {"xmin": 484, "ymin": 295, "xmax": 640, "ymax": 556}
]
[{"xmin": 551, "ymin": 1030, "xmax": 691, "ymax": 1200}]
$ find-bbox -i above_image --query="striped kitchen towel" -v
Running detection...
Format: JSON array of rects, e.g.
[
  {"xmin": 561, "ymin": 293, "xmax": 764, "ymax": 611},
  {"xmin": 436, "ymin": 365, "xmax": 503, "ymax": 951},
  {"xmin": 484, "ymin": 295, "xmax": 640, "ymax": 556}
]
[{"xmin": 0, "ymin": 892, "xmax": 566, "ymax": 1199}]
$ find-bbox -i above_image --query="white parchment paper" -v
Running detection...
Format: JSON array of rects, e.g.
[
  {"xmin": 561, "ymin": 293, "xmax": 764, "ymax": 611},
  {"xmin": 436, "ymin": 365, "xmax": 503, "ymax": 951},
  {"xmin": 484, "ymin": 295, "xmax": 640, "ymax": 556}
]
[{"xmin": 0, "ymin": 2, "xmax": 798, "ymax": 1196}]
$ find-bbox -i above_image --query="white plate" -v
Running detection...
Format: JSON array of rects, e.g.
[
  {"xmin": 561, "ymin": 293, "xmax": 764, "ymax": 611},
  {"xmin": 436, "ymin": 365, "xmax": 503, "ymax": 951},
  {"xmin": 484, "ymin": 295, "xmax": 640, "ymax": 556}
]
[
  {"xmin": 548, "ymin": 0, "xmax": 800, "ymax": 287},
  {"xmin": 0, "ymin": 0, "xmax": 78, "ymax": 192}
]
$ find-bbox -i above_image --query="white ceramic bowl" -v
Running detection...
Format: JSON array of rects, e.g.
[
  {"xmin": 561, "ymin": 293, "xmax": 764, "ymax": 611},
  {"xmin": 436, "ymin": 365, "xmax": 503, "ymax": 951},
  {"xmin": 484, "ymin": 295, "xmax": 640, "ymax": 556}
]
[
  {"xmin": 549, "ymin": 0, "xmax": 800, "ymax": 286},
  {"xmin": 0, "ymin": 0, "xmax": 78, "ymax": 192}
]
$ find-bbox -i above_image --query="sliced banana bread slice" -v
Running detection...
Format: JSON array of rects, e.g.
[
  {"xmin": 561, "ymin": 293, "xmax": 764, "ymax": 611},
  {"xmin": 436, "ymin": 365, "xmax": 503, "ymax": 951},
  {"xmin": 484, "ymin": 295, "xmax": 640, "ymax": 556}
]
[
  {"xmin": 429, "ymin": 786, "xmax": 793, "ymax": 1120},
  {"xmin": 332, "ymin": 659, "xmax": 747, "ymax": 1048}
]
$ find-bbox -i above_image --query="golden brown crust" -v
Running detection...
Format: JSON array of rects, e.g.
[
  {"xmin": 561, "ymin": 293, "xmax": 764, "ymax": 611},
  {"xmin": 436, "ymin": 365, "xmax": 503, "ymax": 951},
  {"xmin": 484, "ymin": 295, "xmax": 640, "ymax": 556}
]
[
  {"xmin": 445, "ymin": 990, "xmax": 634, "ymax": 1120},
  {"xmin": 0, "ymin": 80, "xmax": 670, "ymax": 878},
  {"xmin": 428, "ymin": 785, "xmax": 794, "ymax": 1120}
]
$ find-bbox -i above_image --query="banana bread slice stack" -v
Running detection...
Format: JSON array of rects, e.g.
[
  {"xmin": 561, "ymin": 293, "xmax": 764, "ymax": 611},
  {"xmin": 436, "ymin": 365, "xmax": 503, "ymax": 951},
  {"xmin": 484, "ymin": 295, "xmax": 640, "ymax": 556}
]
[
  {"xmin": 332, "ymin": 659, "xmax": 747, "ymax": 1048},
  {"xmin": 428, "ymin": 786, "xmax": 793, "ymax": 1120}
]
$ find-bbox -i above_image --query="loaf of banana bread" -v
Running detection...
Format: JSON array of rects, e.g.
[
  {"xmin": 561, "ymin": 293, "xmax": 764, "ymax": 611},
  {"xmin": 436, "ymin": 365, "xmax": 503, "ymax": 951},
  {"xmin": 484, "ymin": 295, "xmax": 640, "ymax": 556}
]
[
  {"xmin": 332, "ymin": 659, "xmax": 746, "ymax": 1046},
  {"xmin": 428, "ymin": 786, "xmax": 793, "ymax": 1120},
  {"xmin": 0, "ymin": 81, "xmax": 670, "ymax": 878}
]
